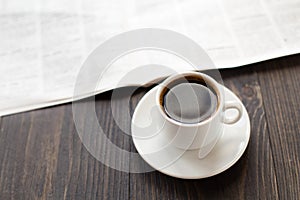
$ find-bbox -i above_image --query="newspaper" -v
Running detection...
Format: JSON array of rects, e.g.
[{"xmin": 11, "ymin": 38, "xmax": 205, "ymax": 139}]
[{"xmin": 1, "ymin": 0, "xmax": 300, "ymax": 116}]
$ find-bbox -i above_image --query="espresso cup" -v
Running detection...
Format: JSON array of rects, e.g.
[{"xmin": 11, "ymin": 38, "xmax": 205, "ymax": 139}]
[{"xmin": 156, "ymin": 71, "xmax": 243, "ymax": 159}]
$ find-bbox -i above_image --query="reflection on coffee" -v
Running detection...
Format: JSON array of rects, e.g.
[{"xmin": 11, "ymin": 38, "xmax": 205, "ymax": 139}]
[{"xmin": 163, "ymin": 81, "xmax": 217, "ymax": 124}]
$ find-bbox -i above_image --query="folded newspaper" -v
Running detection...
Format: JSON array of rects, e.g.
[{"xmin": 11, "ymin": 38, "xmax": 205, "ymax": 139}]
[{"xmin": 1, "ymin": 0, "xmax": 300, "ymax": 116}]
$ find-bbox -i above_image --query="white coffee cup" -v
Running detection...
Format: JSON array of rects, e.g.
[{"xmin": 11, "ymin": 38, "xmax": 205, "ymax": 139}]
[{"xmin": 156, "ymin": 71, "xmax": 243, "ymax": 159}]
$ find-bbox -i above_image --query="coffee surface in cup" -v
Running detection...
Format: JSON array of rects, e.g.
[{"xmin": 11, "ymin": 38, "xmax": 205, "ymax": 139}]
[{"xmin": 163, "ymin": 82, "xmax": 217, "ymax": 123}]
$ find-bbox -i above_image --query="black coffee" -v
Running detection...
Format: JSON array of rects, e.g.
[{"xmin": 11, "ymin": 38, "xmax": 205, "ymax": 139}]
[{"xmin": 163, "ymin": 82, "xmax": 218, "ymax": 124}]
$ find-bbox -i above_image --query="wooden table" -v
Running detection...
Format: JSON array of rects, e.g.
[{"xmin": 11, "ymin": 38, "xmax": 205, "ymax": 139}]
[{"xmin": 0, "ymin": 55, "xmax": 299, "ymax": 200}]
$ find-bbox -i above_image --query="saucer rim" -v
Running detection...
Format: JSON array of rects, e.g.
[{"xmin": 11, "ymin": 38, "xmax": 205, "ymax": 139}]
[{"xmin": 131, "ymin": 85, "xmax": 250, "ymax": 179}]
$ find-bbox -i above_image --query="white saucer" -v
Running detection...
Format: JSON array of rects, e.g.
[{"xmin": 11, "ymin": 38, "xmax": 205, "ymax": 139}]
[{"xmin": 131, "ymin": 85, "xmax": 250, "ymax": 179}]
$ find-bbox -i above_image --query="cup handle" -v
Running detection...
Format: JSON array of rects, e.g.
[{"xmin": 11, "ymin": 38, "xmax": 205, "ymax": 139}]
[{"xmin": 223, "ymin": 101, "xmax": 243, "ymax": 124}]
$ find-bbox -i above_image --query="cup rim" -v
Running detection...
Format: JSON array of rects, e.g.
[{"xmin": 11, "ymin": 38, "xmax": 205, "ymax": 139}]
[{"xmin": 156, "ymin": 71, "xmax": 224, "ymax": 127}]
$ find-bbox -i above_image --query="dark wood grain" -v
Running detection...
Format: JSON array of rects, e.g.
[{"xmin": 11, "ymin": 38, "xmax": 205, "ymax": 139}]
[
  {"xmin": 0, "ymin": 96, "xmax": 130, "ymax": 200},
  {"xmin": 0, "ymin": 55, "xmax": 299, "ymax": 199},
  {"xmin": 256, "ymin": 57, "xmax": 300, "ymax": 199}
]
